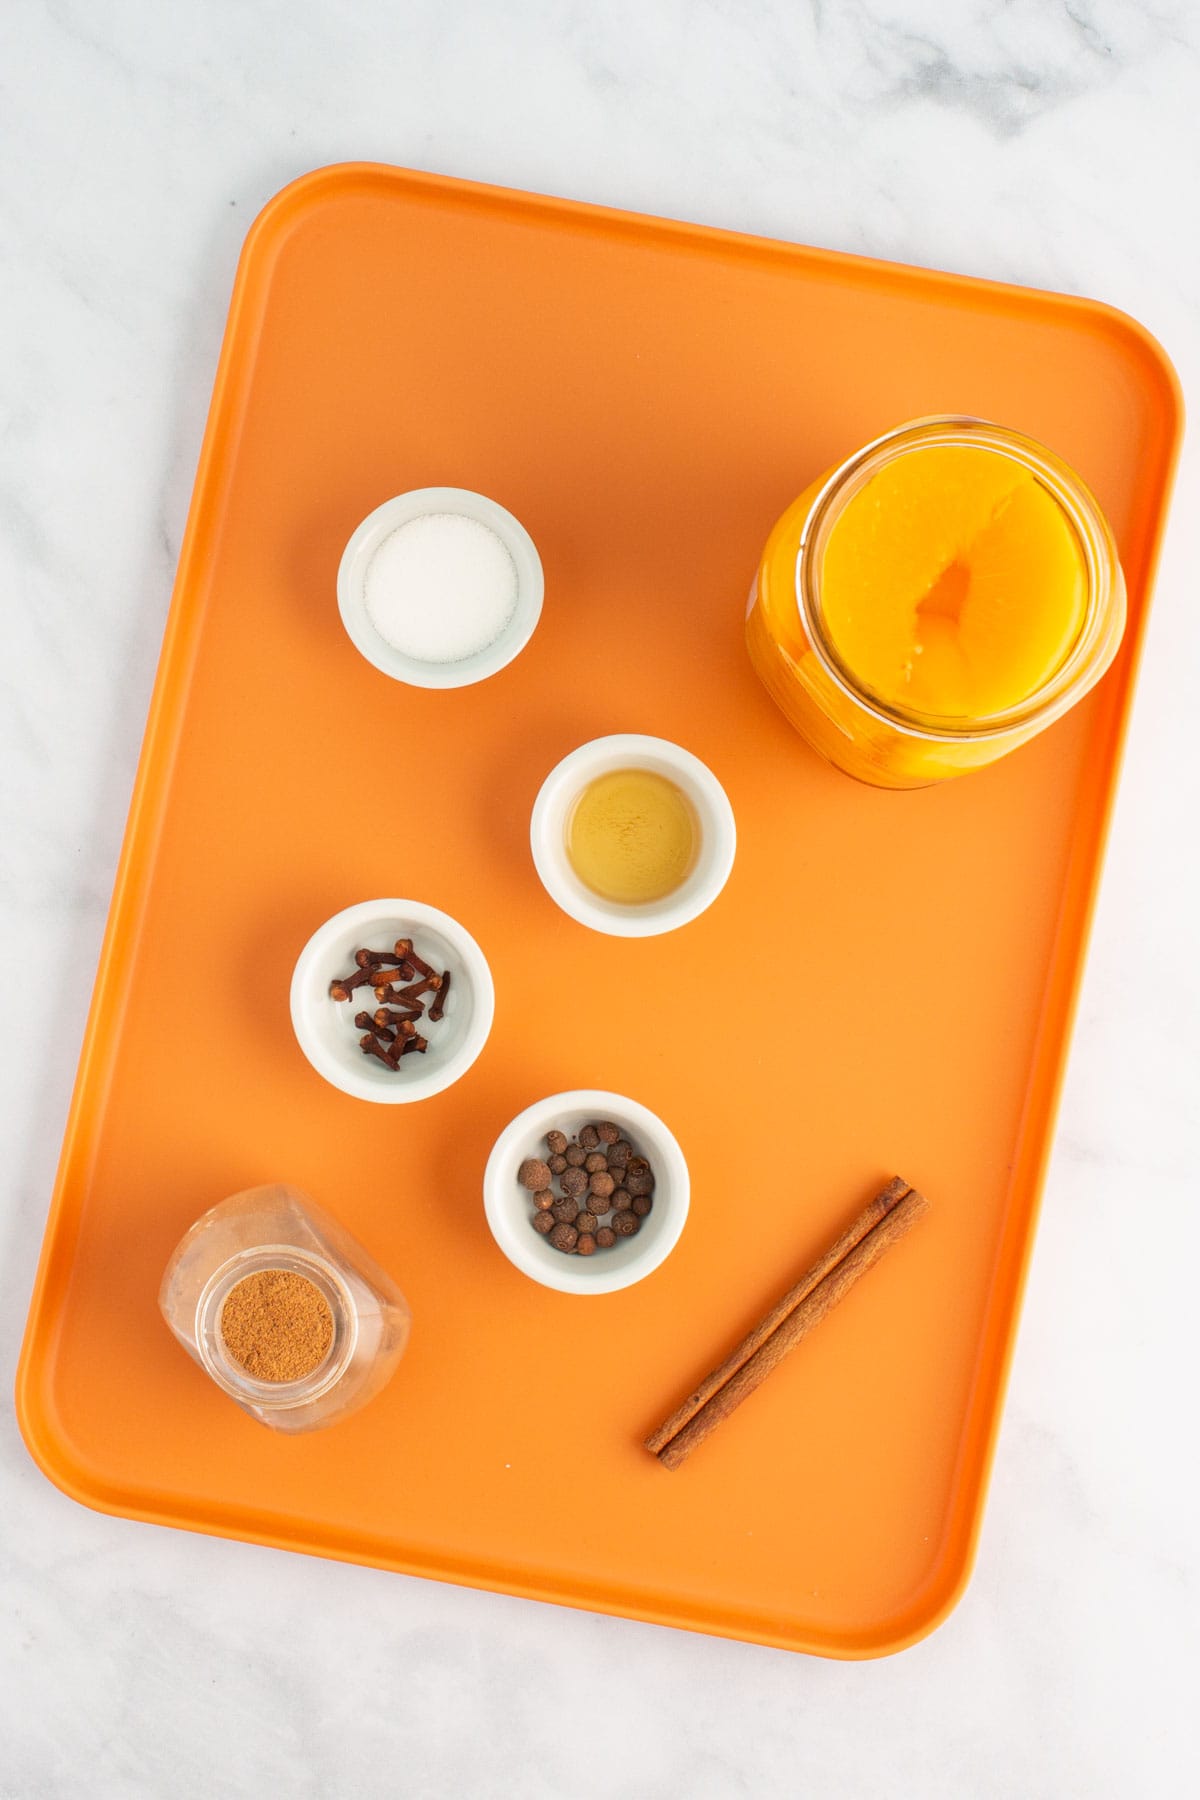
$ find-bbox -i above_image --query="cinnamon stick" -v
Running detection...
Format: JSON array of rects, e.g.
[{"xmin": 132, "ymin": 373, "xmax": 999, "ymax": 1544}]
[
  {"xmin": 646, "ymin": 1176, "xmax": 912, "ymax": 1455},
  {"xmin": 646, "ymin": 1178, "xmax": 929, "ymax": 1470}
]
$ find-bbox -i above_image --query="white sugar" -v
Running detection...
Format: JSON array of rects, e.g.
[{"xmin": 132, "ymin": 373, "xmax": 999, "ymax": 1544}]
[{"xmin": 363, "ymin": 512, "xmax": 519, "ymax": 664}]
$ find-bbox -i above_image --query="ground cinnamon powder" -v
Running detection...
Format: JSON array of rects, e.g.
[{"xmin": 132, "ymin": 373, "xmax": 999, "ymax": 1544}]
[{"xmin": 219, "ymin": 1269, "xmax": 334, "ymax": 1382}]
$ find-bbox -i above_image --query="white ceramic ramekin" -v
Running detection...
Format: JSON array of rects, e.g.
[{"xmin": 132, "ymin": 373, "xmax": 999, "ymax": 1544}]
[
  {"xmin": 483, "ymin": 1089, "xmax": 689, "ymax": 1295},
  {"xmin": 337, "ymin": 486, "xmax": 543, "ymax": 688},
  {"xmin": 290, "ymin": 898, "xmax": 494, "ymax": 1103},
  {"xmin": 530, "ymin": 733, "xmax": 736, "ymax": 937}
]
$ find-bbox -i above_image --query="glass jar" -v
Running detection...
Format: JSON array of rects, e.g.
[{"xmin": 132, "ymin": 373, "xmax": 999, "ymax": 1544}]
[
  {"xmin": 745, "ymin": 417, "xmax": 1125, "ymax": 789},
  {"xmin": 159, "ymin": 1184, "xmax": 410, "ymax": 1432}
]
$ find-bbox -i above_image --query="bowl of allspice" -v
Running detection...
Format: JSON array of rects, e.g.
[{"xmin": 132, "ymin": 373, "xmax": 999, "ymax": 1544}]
[{"xmin": 483, "ymin": 1089, "xmax": 690, "ymax": 1294}]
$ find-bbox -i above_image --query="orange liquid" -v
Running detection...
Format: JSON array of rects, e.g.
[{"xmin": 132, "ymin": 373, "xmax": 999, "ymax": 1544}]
[
  {"xmin": 747, "ymin": 436, "xmax": 1100, "ymax": 787},
  {"xmin": 819, "ymin": 446, "xmax": 1088, "ymax": 721}
]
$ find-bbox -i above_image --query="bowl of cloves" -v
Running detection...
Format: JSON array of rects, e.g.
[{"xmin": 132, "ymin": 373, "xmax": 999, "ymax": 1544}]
[
  {"xmin": 290, "ymin": 898, "xmax": 495, "ymax": 1103},
  {"xmin": 483, "ymin": 1089, "xmax": 690, "ymax": 1294}
]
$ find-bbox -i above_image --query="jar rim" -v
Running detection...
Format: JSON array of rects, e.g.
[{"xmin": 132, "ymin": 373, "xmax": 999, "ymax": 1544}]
[
  {"xmin": 794, "ymin": 415, "xmax": 1123, "ymax": 743},
  {"xmin": 195, "ymin": 1246, "xmax": 358, "ymax": 1408}
]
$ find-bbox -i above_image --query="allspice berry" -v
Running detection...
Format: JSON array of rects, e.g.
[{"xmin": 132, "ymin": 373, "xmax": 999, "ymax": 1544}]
[{"xmin": 520, "ymin": 1124, "xmax": 656, "ymax": 1260}]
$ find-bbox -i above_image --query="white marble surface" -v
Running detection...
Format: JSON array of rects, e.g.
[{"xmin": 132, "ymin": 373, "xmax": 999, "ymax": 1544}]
[{"xmin": 3, "ymin": 1, "xmax": 1198, "ymax": 1793}]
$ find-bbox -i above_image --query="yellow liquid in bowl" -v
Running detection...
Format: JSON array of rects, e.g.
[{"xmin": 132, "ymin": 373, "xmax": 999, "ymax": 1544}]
[{"xmin": 566, "ymin": 769, "xmax": 699, "ymax": 904}]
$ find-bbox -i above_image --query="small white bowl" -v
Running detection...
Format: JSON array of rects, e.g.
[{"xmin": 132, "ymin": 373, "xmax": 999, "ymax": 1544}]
[
  {"xmin": 530, "ymin": 734, "xmax": 736, "ymax": 938},
  {"xmin": 290, "ymin": 898, "xmax": 495, "ymax": 1103},
  {"xmin": 483, "ymin": 1089, "xmax": 690, "ymax": 1295},
  {"xmin": 337, "ymin": 486, "xmax": 543, "ymax": 689}
]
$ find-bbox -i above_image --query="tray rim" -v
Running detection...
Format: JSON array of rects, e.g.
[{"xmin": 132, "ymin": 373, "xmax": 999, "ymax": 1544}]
[{"xmin": 15, "ymin": 160, "xmax": 1185, "ymax": 1660}]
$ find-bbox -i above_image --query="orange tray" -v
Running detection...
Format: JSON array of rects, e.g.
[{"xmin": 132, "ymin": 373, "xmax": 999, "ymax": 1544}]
[{"xmin": 17, "ymin": 164, "xmax": 1181, "ymax": 1659}]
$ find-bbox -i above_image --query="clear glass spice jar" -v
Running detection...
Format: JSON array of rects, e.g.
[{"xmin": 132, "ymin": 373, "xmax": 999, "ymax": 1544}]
[{"xmin": 159, "ymin": 1184, "xmax": 410, "ymax": 1433}]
